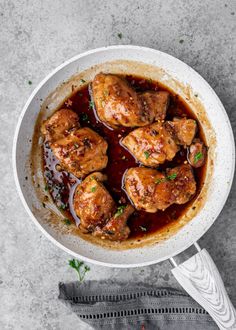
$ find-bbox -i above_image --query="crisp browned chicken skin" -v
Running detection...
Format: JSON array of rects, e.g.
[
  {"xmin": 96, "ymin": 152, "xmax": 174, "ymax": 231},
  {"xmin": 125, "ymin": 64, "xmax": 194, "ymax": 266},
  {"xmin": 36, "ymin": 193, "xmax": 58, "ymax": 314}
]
[
  {"xmin": 122, "ymin": 122, "xmax": 179, "ymax": 167},
  {"xmin": 165, "ymin": 117, "xmax": 197, "ymax": 146},
  {"xmin": 51, "ymin": 127, "xmax": 108, "ymax": 178},
  {"xmin": 41, "ymin": 109, "xmax": 80, "ymax": 143},
  {"xmin": 73, "ymin": 173, "xmax": 134, "ymax": 241},
  {"xmin": 187, "ymin": 138, "xmax": 207, "ymax": 168},
  {"xmin": 73, "ymin": 173, "xmax": 116, "ymax": 232},
  {"xmin": 124, "ymin": 164, "xmax": 196, "ymax": 212},
  {"xmin": 92, "ymin": 73, "xmax": 169, "ymax": 128}
]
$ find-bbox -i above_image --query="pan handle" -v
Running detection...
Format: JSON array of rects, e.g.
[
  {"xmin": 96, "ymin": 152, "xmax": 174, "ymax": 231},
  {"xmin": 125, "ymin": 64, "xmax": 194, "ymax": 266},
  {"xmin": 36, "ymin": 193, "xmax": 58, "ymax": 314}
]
[{"xmin": 170, "ymin": 243, "xmax": 236, "ymax": 330}]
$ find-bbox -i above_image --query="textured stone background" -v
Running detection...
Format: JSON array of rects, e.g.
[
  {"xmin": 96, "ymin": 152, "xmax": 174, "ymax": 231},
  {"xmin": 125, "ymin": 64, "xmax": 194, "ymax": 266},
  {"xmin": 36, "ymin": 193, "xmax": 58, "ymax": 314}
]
[{"xmin": 0, "ymin": 0, "xmax": 235, "ymax": 329}]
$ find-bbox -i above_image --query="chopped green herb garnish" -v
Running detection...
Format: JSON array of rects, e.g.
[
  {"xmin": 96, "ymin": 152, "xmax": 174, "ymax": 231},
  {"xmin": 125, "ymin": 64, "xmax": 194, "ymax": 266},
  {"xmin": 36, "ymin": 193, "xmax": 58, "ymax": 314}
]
[
  {"xmin": 28, "ymin": 80, "xmax": 32, "ymax": 85},
  {"xmin": 179, "ymin": 39, "xmax": 184, "ymax": 44},
  {"xmin": 80, "ymin": 79, "xmax": 86, "ymax": 83},
  {"xmin": 89, "ymin": 100, "xmax": 94, "ymax": 109},
  {"xmin": 91, "ymin": 186, "xmax": 97, "ymax": 193},
  {"xmin": 63, "ymin": 218, "xmax": 71, "ymax": 226},
  {"xmin": 155, "ymin": 178, "xmax": 165, "ymax": 184},
  {"xmin": 139, "ymin": 226, "xmax": 147, "ymax": 232},
  {"xmin": 81, "ymin": 113, "xmax": 88, "ymax": 121},
  {"xmin": 59, "ymin": 204, "xmax": 67, "ymax": 210},
  {"xmin": 166, "ymin": 173, "xmax": 177, "ymax": 181},
  {"xmin": 155, "ymin": 173, "xmax": 177, "ymax": 184},
  {"xmin": 114, "ymin": 205, "xmax": 126, "ymax": 218},
  {"xmin": 117, "ymin": 32, "xmax": 123, "ymax": 39},
  {"xmin": 144, "ymin": 151, "xmax": 150, "ymax": 159},
  {"xmin": 45, "ymin": 184, "xmax": 49, "ymax": 191},
  {"xmin": 194, "ymin": 152, "xmax": 203, "ymax": 163},
  {"xmin": 68, "ymin": 259, "xmax": 90, "ymax": 282},
  {"xmin": 74, "ymin": 143, "xmax": 79, "ymax": 148}
]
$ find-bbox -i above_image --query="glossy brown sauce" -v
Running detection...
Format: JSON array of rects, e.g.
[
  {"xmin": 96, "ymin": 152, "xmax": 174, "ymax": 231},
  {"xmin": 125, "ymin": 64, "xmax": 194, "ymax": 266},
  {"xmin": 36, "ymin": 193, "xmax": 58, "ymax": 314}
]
[{"xmin": 43, "ymin": 75, "xmax": 207, "ymax": 240}]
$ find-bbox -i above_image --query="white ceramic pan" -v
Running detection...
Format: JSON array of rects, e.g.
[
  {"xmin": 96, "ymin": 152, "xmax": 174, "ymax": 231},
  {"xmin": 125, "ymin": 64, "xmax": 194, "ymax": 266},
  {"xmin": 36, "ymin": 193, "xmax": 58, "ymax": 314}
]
[{"xmin": 13, "ymin": 46, "xmax": 235, "ymax": 329}]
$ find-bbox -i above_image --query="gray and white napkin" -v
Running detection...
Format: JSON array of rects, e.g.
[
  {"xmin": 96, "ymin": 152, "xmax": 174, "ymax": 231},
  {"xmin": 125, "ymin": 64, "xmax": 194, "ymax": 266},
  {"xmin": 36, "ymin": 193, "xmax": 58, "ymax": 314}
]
[{"xmin": 59, "ymin": 280, "xmax": 217, "ymax": 329}]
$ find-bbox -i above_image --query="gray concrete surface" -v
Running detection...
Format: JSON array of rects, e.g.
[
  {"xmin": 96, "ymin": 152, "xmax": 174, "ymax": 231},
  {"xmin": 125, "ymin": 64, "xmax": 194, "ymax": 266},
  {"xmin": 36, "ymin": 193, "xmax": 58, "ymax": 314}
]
[{"xmin": 0, "ymin": 0, "xmax": 235, "ymax": 329}]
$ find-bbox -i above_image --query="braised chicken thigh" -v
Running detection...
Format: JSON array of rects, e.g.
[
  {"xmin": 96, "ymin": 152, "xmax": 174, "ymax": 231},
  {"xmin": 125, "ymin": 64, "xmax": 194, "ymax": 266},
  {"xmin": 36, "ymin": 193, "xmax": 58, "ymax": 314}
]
[
  {"xmin": 41, "ymin": 109, "xmax": 80, "ymax": 143},
  {"xmin": 165, "ymin": 117, "xmax": 197, "ymax": 146},
  {"xmin": 73, "ymin": 173, "xmax": 116, "ymax": 232},
  {"xmin": 122, "ymin": 122, "xmax": 179, "ymax": 167},
  {"xmin": 73, "ymin": 172, "xmax": 134, "ymax": 241},
  {"xmin": 93, "ymin": 205, "xmax": 134, "ymax": 241},
  {"xmin": 92, "ymin": 73, "xmax": 169, "ymax": 128},
  {"xmin": 51, "ymin": 127, "xmax": 108, "ymax": 178},
  {"xmin": 139, "ymin": 91, "xmax": 169, "ymax": 121},
  {"xmin": 124, "ymin": 164, "xmax": 196, "ymax": 212},
  {"xmin": 122, "ymin": 118, "xmax": 197, "ymax": 167}
]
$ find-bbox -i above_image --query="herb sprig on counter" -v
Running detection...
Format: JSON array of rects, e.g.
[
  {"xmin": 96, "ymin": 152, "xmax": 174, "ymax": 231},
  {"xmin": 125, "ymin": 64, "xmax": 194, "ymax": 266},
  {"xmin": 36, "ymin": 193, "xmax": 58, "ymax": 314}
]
[{"xmin": 68, "ymin": 259, "xmax": 90, "ymax": 282}]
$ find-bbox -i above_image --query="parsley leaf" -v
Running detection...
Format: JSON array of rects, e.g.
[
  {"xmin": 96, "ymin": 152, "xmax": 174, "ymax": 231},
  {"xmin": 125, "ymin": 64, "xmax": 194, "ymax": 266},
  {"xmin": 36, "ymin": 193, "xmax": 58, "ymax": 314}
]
[
  {"xmin": 194, "ymin": 152, "xmax": 203, "ymax": 163},
  {"xmin": 166, "ymin": 173, "xmax": 177, "ymax": 181},
  {"xmin": 155, "ymin": 173, "xmax": 177, "ymax": 184},
  {"xmin": 68, "ymin": 259, "xmax": 90, "ymax": 282},
  {"xmin": 114, "ymin": 205, "xmax": 126, "ymax": 218},
  {"xmin": 155, "ymin": 178, "xmax": 165, "ymax": 184},
  {"xmin": 91, "ymin": 186, "xmax": 97, "ymax": 193},
  {"xmin": 80, "ymin": 79, "xmax": 86, "ymax": 83},
  {"xmin": 144, "ymin": 151, "xmax": 150, "ymax": 159}
]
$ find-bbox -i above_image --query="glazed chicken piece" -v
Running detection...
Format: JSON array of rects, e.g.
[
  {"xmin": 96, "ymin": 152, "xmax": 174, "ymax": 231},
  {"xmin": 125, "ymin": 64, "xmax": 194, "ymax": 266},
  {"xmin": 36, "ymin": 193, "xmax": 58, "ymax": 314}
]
[
  {"xmin": 122, "ymin": 117, "xmax": 197, "ymax": 167},
  {"xmin": 122, "ymin": 122, "xmax": 179, "ymax": 167},
  {"xmin": 139, "ymin": 91, "xmax": 169, "ymax": 121},
  {"xmin": 187, "ymin": 138, "xmax": 207, "ymax": 168},
  {"xmin": 165, "ymin": 117, "xmax": 197, "ymax": 146},
  {"xmin": 92, "ymin": 73, "xmax": 169, "ymax": 128},
  {"xmin": 93, "ymin": 205, "xmax": 134, "ymax": 241},
  {"xmin": 73, "ymin": 173, "xmax": 134, "ymax": 241},
  {"xmin": 124, "ymin": 167, "xmax": 174, "ymax": 212},
  {"xmin": 124, "ymin": 164, "xmax": 196, "ymax": 212},
  {"xmin": 166, "ymin": 164, "xmax": 197, "ymax": 204},
  {"xmin": 51, "ymin": 127, "xmax": 108, "ymax": 178},
  {"xmin": 73, "ymin": 173, "xmax": 116, "ymax": 232},
  {"xmin": 41, "ymin": 109, "xmax": 80, "ymax": 143}
]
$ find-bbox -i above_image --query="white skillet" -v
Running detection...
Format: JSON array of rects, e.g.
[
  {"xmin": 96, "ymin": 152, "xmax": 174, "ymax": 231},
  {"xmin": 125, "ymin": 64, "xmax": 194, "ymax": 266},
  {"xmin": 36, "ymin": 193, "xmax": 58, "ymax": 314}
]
[{"xmin": 13, "ymin": 46, "xmax": 236, "ymax": 329}]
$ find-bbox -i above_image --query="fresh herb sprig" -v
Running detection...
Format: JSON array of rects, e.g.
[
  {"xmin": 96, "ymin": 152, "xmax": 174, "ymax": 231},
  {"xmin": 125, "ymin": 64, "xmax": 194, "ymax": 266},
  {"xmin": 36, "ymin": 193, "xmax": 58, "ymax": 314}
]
[{"xmin": 68, "ymin": 259, "xmax": 90, "ymax": 282}]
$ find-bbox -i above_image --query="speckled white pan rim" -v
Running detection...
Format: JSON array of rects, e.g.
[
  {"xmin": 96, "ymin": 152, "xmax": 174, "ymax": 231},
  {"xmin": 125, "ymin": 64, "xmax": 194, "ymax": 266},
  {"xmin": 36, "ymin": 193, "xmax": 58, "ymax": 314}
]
[{"xmin": 12, "ymin": 45, "xmax": 235, "ymax": 268}]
